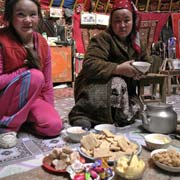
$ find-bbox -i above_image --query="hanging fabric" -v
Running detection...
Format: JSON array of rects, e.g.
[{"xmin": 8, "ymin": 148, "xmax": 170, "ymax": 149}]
[
  {"xmin": 49, "ymin": 0, "xmax": 64, "ymax": 18},
  {"xmin": 171, "ymin": 13, "xmax": 180, "ymax": 58}
]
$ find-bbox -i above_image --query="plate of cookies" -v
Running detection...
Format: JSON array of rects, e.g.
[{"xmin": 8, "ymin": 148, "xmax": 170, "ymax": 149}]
[
  {"xmin": 42, "ymin": 146, "xmax": 85, "ymax": 173},
  {"xmin": 78, "ymin": 129, "xmax": 142, "ymax": 162},
  {"xmin": 151, "ymin": 148, "xmax": 180, "ymax": 172}
]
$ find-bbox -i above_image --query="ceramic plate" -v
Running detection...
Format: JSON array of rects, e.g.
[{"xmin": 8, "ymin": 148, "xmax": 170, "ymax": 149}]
[
  {"xmin": 42, "ymin": 162, "xmax": 67, "ymax": 173},
  {"xmin": 151, "ymin": 149, "xmax": 180, "ymax": 172},
  {"xmin": 78, "ymin": 140, "xmax": 142, "ymax": 163},
  {"xmin": 42, "ymin": 157, "xmax": 85, "ymax": 173}
]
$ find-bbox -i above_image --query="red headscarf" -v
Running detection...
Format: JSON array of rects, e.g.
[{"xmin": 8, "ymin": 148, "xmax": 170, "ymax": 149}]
[
  {"xmin": 113, "ymin": 0, "xmax": 133, "ymax": 12},
  {"xmin": 111, "ymin": 0, "xmax": 141, "ymax": 54}
]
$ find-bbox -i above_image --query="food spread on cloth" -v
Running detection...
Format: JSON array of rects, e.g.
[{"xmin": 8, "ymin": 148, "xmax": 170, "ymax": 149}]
[
  {"xmin": 67, "ymin": 159, "xmax": 114, "ymax": 180},
  {"xmin": 79, "ymin": 129, "xmax": 139, "ymax": 161},
  {"xmin": 42, "ymin": 146, "xmax": 82, "ymax": 171},
  {"xmin": 42, "ymin": 146, "xmax": 114, "ymax": 179},
  {"xmin": 41, "ymin": 129, "xmax": 180, "ymax": 178}
]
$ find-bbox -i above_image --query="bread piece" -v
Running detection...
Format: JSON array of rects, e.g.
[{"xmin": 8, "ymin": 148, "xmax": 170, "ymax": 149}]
[
  {"xmin": 51, "ymin": 148, "xmax": 62, "ymax": 159},
  {"xmin": 110, "ymin": 145, "xmax": 121, "ymax": 151},
  {"xmin": 70, "ymin": 151, "xmax": 80, "ymax": 164},
  {"xmin": 93, "ymin": 147, "xmax": 112, "ymax": 159},
  {"xmin": 80, "ymin": 133, "xmax": 99, "ymax": 150},
  {"xmin": 106, "ymin": 137, "xmax": 115, "ymax": 143},
  {"xmin": 102, "ymin": 129, "xmax": 115, "ymax": 138},
  {"xmin": 99, "ymin": 140, "xmax": 111, "ymax": 149},
  {"xmin": 117, "ymin": 136, "xmax": 130, "ymax": 152},
  {"xmin": 62, "ymin": 146, "xmax": 73, "ymax": 154},
  {"xmin": 52, "ymin": 159, "xmax": 68, "ymax": 170}
]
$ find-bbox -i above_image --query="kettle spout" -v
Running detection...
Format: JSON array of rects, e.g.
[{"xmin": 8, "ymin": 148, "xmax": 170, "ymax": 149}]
[{"xmin": 141, "ymin": 110, "xmax": 149, "ymax": 125}]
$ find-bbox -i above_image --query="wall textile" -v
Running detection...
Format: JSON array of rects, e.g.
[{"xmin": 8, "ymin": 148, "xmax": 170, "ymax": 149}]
[
  {"xmin": 138, "ymin": 12, "xmax": 170, "ymax": 54},
  {"xmin": 171, "ymin": 13, "xmax": 180, "ymax": 59}
]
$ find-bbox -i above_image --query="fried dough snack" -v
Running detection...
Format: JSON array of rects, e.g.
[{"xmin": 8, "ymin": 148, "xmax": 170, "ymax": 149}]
[
  {"xmin": 80, "ymin": 130, "xmax": 138, "ymax": 161},
  {"xmin": 152, "ymin": 149, "xmax": 180, "ymax": 167},
  {"xmin": 43, "ymin": 146, "xmax": 81, "ymax": 170}
]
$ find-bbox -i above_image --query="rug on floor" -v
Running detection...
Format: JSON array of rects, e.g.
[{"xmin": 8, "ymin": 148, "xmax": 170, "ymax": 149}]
[{"xmin": 0, "ymin": 87, "xmax": 180, "ymax": 178}]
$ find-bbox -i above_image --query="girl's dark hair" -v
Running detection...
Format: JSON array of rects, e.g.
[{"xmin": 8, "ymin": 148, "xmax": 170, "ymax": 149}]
[
  {"xmin": 3, "ymin": 0, "xmax": 43, "ymax": 70},
  {"xmin": 4, "ymin": 0, "xmax": 43, "ymax": 22}
]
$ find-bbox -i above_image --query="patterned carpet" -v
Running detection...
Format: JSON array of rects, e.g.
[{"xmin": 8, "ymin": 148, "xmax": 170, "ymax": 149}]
[{"xmin": 0, "ymin": 86, "xmax": 180, "ymax": 178}]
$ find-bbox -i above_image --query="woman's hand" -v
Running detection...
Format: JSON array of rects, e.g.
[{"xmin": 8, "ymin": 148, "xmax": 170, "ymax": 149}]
[{"xmin": 113, "ymin": 60, "xmax": 145, "ymax": 80}]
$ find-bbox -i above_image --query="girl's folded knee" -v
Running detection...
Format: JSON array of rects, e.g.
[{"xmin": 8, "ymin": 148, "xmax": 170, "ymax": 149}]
[
  {"xmin": 44, "ymin": 119, "xmax": 63, "ymax": 137},
  {"xmin": 30, "ymin": 69, "xmax": 44, "ymax": 84}
]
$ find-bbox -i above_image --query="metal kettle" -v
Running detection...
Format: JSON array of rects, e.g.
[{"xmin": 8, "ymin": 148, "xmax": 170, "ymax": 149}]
[{"xmin": 141, "ymin": 103, "xmax": 177, "ymax": 134}]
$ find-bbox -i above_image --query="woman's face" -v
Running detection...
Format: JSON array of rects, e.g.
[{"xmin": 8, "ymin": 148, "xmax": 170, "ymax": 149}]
[
  {"xmin": 111, "ymin": 9, "xmax": 133, "ymax": 40},
  {"xmin": 12, "ymin": 0, "xmax": 39, "ymax": 41}
]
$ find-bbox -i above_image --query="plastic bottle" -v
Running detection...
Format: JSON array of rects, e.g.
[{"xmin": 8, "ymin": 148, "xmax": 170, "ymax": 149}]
[{"xmin": 168, "ymin": 37, "xmax": 176, "ymax": 59}]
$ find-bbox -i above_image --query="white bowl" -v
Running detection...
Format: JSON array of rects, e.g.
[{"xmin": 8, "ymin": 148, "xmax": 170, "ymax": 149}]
[
  {"xmin": 144, "ymin": 133, "xmax": 172, "ymax": 150},
  {"xmin": 151, "ymin": 149, "xmax": 180, "ymax": 172},
  {"xmin": 132, "ymin": 61, "xmax": 151, "ymax": 74},
  {"xmin": 94, "ymin": 124, "xmax": 116, "ymax": 134},
  {"xmin": 66, "ymin": 126, "xmax": 90, "ymax": 142}
]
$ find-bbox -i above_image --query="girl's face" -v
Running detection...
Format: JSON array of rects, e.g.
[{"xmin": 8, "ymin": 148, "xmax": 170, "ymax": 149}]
[
  {"xmin": 111, "ymin": 9, "xmax": 133, "ymax": 41},
  {"xmin": 12, "ymin": 0, "xmax": 39, "ymax": 42}
]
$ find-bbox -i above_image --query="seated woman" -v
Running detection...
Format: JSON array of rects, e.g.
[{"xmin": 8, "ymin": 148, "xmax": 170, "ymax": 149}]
[
  {"xmin": 69, "ymin": 0, "xmax": 152, "ymax": 129},
  {"xmin": 0, "ymin": 0, "xmax": 63, "ymax": 148}
]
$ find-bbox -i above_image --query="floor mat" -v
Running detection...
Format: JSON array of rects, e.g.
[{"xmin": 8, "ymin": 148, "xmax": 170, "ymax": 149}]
[{"xmin": 0, "ymin": 87, "xmax": 180, "ymax": 178}]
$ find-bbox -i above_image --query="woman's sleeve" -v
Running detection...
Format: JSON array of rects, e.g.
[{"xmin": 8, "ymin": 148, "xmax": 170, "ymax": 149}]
[
  {"xmin": 0, "ymin": 47, "xmax": 27, "ymax": 90},
  {"xmin": 41, "ymin": 46, "xmax": 54, "ymax": 106},
  {"xmin": 81, "ymin": 34, "xmax": 118, "ymax": 81}
]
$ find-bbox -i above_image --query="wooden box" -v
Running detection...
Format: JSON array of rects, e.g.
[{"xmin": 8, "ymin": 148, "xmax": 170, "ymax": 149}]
[{"xmin": 50, "ymin": 46, "xmax": 72, "ymax": 83}]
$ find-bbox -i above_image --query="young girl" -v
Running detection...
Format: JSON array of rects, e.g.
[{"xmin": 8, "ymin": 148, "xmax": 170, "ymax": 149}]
[{"xmin": 0, "ymin": 0, "xmax": 63, "ymax": 148}]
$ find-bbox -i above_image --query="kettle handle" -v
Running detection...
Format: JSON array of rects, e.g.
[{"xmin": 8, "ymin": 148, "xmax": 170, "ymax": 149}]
[{"xmin": 139, "ymin": 96, "xmax": 151, "ymax": 125}]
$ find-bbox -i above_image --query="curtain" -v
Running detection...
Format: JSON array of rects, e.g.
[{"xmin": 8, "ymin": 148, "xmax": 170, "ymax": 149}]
[
  {"xmin": 138, "ymin": 12, "xmax": 170, "ymax": 54},
  {"xmin": 171, "ymin": 13, "xmax": 180, "ymax": 59}
]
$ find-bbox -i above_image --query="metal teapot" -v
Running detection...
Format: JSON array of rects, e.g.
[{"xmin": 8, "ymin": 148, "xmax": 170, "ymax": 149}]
[{"xmin": 141, "ymin": 103, "xmax": 177, "ymax": 134}]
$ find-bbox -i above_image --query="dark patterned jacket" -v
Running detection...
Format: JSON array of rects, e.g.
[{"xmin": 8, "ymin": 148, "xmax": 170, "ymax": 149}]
[{"xmin": 69, "ymin": 28, "xmax": 152, "ymax": 126}]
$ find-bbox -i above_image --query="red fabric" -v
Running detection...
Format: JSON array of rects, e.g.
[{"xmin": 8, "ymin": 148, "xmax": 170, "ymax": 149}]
[
  {"xmin": 40, "ymin": 0, "xmax": 50, "ymax": 5},
  {"xmin": 138, "ymin": 12, "xmax": 170, "ymax": 42},
  {"xmin": 0, "ymin": 70, "xmax": 62, "ymax": 136},
  {"xmin": 171, "ymin": 13, "xmax": 180, "ymax": 58},
  {"xmin": 76, "ymin": 0, "xmax": 91, "ymax": 11},
  {"xmin": 40, "ymin": 0, "xmax": 50, "ymax": 10},
  {"xmin": 72, "ymin": 13, "xmax": 85, "ymax": 54},
  {"xmin": 137, "ymin": 12, "xmax": 170, "ymax": 55},
  {"xmin": 113, "ymin": 0, "xmax": 133, "ymax": 12},
  {"xmin": 0, "ymin": 29, "xmax": 48, "ymax": 73}
]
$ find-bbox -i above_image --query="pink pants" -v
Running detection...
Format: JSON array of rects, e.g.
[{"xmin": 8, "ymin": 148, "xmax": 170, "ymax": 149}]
[{"xmin": 0, "ymin": 69, "xmax": 62, "ymax": 137}]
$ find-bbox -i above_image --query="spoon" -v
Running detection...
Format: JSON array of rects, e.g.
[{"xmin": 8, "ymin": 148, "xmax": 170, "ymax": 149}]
[{"xmin": 128, "ymin": 152, "xmax": 134, "ymax": 166}]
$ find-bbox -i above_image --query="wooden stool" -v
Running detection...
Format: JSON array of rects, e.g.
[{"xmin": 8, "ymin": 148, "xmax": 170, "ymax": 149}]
[
  {"xmin": 160, "ymin": 58, "xmax": 180, "ymax": 95},
  {"xmin": 160, "ymin": 70, "xmax": 180, "ymax": 95},
  {"xmin": 138, "ymin": 73, "xmax": 167, "ymax": 103}
]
